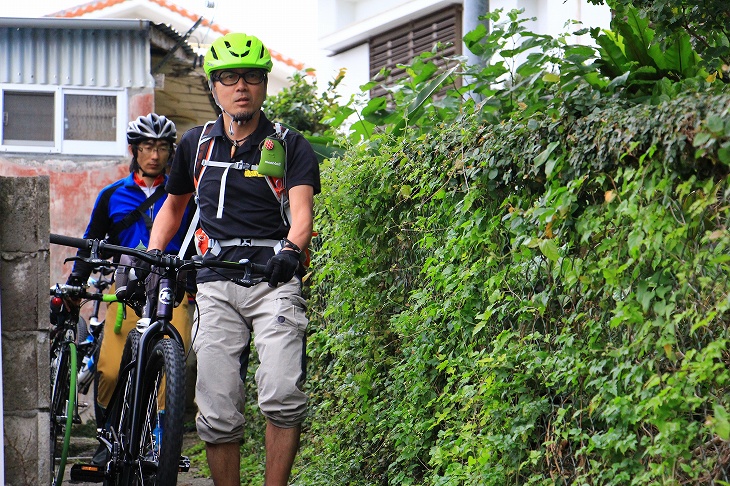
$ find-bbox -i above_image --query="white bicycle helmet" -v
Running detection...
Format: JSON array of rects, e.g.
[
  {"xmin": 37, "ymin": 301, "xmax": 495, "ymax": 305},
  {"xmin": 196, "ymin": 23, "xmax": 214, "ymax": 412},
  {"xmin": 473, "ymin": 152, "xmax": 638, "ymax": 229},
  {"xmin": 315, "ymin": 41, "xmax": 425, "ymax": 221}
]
[{"xmin": 126, "ymin": 113, "xmax": 177, "ymax": 145}]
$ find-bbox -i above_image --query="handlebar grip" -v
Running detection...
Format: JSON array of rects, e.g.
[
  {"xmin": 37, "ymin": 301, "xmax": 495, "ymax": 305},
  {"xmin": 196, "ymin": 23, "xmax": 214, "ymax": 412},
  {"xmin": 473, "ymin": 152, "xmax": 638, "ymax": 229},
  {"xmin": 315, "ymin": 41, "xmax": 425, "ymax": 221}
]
[
  {"xmin": 114, "ymin": 301, "xmax": 125, "ymax": 335},
  {"xmin": 50, "ymin": 233, "xmax": 90, "ymax": 250},
  {"xmin": 251, "ymin": 262, "xmax": 267, "ymax": 275}
]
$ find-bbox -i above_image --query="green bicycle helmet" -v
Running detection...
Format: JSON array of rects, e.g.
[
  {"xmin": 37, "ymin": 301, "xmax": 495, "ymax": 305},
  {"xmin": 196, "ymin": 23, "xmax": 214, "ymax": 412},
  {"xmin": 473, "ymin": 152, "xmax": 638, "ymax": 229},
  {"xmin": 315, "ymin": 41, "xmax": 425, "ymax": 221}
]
[{"xmin": 204, "ymin": 33, "xmax": 273, "ymax": 77}]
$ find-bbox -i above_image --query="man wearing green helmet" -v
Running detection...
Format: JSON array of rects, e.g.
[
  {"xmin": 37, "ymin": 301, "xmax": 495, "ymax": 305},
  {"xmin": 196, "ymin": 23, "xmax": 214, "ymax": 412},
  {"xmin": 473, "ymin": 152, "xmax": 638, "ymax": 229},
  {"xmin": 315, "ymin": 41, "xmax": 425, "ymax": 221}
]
[{"xmin": 146, "ymin": 32, "xmax": 320, "ymax": 485}]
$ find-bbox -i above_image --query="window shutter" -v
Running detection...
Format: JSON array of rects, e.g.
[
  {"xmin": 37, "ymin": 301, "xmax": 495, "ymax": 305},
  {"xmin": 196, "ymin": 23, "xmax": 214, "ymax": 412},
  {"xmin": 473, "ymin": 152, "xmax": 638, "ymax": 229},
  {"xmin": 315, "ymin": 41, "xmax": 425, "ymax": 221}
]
[{"xmin": 369, "ymin": 5, "xmax": 463, "ymax": 98}]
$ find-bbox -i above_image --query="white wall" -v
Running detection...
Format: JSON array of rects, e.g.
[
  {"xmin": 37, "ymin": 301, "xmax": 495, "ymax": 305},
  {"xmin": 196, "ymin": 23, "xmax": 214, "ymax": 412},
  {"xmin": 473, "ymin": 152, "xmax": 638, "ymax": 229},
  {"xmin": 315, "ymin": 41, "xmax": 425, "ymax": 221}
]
[
  {"xmin": 318, "ymin": 0, "xmax": 611, "ymax": 99},
  {"xmin": 320, "ymin": 43, "xmax": 371, "ymax": 98},
  {"xmin": 494, "ymin": 0, "xmax": 610, "ymax": 43}
]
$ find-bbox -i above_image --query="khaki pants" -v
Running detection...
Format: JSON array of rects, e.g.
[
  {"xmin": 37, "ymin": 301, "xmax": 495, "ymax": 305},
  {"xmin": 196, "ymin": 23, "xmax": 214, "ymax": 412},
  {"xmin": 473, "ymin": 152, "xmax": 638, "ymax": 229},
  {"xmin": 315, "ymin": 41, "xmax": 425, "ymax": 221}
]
[
  {"xmin": 96, "ymin": 287, "xmax": 192, "ymax": 408},
  {"xmin": 193, "ymin": 279, "xmax": 308, "ymax": 443}
]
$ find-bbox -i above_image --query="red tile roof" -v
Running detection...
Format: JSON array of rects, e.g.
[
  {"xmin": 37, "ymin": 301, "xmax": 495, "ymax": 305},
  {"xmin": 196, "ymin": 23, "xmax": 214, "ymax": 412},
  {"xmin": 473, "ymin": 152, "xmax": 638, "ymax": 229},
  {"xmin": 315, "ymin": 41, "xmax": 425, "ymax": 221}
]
[{"xmin": 52, "ymin": 0, "xmax": 304, "ymax": 70}]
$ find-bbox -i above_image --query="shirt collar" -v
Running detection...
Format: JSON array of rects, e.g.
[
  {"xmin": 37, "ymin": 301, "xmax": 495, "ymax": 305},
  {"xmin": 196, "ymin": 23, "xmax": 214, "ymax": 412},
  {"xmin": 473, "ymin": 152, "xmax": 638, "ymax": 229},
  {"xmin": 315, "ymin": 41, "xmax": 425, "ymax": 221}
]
[{"xmin": 133, "ymin": 172, "xmax": 165, "ymax": 188}]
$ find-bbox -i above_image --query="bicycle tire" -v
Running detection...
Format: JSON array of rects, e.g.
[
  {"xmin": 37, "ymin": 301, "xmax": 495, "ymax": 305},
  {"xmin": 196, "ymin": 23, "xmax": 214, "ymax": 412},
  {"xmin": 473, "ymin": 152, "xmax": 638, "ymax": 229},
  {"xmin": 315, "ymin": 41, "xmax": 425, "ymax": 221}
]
[
  {"xmin": 50, "ymin": 341, "xmax": 77, "ymax": 486},
  {"xmin": 77, "ymin": 315, "xmax": 89, "ymax": 344},
  {"xmin": 138, "ymin": 338, "xmax": 186, "ymax": 485},
  {"xmin": 107, "ymin": 334, "xmax": 185, "ymax": 485},
  {"xmin": 103, "ymin": 329, "xmax": 140, "ymax": 486}
]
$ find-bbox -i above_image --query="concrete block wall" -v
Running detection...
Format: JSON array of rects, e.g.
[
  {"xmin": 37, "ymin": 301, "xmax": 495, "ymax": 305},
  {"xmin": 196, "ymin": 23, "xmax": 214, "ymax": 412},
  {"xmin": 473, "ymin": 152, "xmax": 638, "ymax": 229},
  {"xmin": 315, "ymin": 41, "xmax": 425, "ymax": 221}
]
[{"xmin": 0, "ymin": 175, "xmax": 51, "ymax": 485}]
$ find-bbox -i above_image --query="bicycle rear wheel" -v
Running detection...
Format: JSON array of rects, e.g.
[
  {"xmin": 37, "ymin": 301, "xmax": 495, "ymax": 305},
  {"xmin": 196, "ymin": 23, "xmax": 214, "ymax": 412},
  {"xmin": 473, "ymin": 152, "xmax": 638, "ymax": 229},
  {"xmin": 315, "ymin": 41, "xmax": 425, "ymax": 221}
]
[{"xmin": 50, "ymin": 341, "xmax": 77, "ymax": 486}]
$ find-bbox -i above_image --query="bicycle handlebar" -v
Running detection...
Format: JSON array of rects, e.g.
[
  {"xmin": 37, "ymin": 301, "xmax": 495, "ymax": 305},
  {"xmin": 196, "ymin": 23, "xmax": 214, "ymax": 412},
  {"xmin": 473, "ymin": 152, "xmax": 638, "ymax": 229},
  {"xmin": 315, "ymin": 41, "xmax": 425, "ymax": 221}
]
[
  {"xmin": 50, "ymin": 283, "xmax": 117, "ymax": 303},
  {"xmin": 50, "ymin": 233, "xmax": 268, "ymax": 280}
]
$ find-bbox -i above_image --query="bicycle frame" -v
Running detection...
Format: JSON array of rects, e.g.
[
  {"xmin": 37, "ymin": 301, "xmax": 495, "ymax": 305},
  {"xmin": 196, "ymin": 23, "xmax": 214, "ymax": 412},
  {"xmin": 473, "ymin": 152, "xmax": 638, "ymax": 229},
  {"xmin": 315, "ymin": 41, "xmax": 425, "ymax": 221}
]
[
  {"xmin": 124, "ymin": 274, "xmax": 184, "ymax": 465},
  {"xmin": 50, "ymin": 281, "xmax": 110, "ymax": 486},
  {"xmin": 49, "ymin": 330, "xmax": 77, "ymax": 486}
]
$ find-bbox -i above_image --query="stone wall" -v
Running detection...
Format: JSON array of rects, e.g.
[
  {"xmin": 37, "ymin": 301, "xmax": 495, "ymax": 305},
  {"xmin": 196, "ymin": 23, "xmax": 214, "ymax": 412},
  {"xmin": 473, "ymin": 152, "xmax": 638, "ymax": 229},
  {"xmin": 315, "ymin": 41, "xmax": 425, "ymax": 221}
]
[
  {"xmin": 0, "ymin": 175, "xmax": 50, "ymax": 485},
  {"xmin": 0, "ymin": 156, "xmax": 127, "ymax": 287}
]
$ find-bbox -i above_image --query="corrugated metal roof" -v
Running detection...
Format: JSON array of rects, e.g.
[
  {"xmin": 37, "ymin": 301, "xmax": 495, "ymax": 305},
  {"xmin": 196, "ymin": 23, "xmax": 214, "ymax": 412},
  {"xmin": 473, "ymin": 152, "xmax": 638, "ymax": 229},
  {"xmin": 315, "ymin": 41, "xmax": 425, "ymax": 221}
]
[{"xmin": 0, "ymin": 17, "xmax": 154, "ymax": 88}]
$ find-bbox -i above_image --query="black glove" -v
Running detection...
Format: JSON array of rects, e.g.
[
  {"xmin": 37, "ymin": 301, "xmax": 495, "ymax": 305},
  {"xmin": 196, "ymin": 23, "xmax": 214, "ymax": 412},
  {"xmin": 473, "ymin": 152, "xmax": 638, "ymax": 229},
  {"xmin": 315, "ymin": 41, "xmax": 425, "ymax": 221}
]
[
  {"xmin": 145, "ymin": 270, "xmax": 162, "ymax": 305},
  {"xmin": 265, "ymin": 251, "xmax": 300, "ymax": 288},
  {"xmin": 115, "ymin": 255, "xmax": 144, "ymax": 316}
]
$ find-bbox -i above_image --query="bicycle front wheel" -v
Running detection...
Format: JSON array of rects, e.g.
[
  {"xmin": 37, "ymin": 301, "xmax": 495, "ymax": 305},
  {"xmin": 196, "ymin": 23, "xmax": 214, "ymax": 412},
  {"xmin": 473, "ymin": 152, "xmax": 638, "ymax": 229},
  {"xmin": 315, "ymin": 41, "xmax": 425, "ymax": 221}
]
[
  {"xmin": 143, "ymin": 339, "xmax": 186, "ymax": 484},
  {"xmin": 118, "ymin": 337, "xmax": 186, "ymax": 486},
  {"xmin": 50, "ymin": 341, "xmax": 77, "ymax": 486}
]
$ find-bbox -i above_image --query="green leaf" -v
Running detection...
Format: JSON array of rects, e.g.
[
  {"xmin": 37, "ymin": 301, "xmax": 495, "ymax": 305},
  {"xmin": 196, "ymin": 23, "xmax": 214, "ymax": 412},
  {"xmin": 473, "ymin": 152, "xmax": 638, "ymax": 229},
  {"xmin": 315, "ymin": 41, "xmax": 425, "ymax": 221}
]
[
  {"xmin": 539, "ymin": 239, "xmax": 560, "ymax": 262},
  {"xmin": 594, "ymin": 30, "xmax": 631, "ymax": 77},
  {"xmin": 707, "ymin": 115, "xmax": 725, "ymax": 135},
  {"xmin": 718, "ymin": 146, "xmax": 730, "ymax": 165},
  {"xmin": 713, "ymin": 404, "xmax": 730, "ymax": 440},
  {"xmin": 405, "ymin": 66, "xmax": 459, "ymax": 119},
  {"xmin": 659, "ymin": 32, "xmax": 699, "ymax": 77},
  {"xmin": 616, "ymin": 7, "xmax": 657, "ymax": 69},
  {"xmin": 693, "ymin": 131, "xmax": 712, "ymax": 147},
  {"xmin": 361, "ymin": 97, "xmax": 390, "ymax": 121},
  {"xmin": 464, "ymin": 23, "xmax": 489, "ymax": 56},
  {"xmin": 534, "ymin": 141, "xmax": 560, "ymax": 168}
]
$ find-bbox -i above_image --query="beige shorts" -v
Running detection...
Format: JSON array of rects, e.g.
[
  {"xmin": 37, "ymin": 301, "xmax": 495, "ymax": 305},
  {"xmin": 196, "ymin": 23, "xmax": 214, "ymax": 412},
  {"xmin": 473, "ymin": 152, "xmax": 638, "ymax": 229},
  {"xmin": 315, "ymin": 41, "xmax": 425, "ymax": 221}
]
[{"xmin": 193, "ymin": 278, "xmax": 308, "ymax": 443}]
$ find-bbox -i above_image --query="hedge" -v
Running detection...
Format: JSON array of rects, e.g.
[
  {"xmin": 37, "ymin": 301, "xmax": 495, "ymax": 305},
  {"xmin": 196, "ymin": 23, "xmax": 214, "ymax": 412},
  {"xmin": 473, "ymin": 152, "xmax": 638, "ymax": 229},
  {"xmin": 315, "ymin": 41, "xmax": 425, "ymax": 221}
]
[{"xmin": 295, "ymin": 91, "xmax": 730, "ymax": 485}]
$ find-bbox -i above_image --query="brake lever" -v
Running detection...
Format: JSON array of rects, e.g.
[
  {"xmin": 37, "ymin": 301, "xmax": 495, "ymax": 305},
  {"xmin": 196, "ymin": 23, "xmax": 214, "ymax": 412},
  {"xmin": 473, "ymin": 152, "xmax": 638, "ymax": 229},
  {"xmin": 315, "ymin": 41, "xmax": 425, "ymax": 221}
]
[
  {"xmin": 64, "ymin": 256, "xmax": 112, "ymax": 267},
  {"xmin": 231, "ymin": 262, "xmax": 266, "ymax": 287}
]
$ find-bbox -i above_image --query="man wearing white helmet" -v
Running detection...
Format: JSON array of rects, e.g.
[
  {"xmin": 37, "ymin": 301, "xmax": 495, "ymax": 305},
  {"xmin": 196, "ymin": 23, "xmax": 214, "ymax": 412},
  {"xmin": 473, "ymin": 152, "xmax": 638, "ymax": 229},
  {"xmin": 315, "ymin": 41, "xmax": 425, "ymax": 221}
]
[{"xmin": 66, "ymin": 112, "xmax": 193, "ymax": 465}]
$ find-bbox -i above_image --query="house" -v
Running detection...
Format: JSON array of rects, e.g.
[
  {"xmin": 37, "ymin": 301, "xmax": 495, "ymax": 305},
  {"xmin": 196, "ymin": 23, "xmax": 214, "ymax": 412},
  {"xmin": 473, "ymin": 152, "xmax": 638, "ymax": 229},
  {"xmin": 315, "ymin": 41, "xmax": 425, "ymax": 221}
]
[
  {"xmin": 51, "ymin": 0, "xmax": 305, "ymax": 96},
  {"xmin": 0, "ymin": 16, "xmax": 214, "ymax": 282},
  {"xmin": 0, "ymin": 0, "xmax": 306, "ymax": 285},
  {"xmin": 317, "ymin": 0, "xmax": 611, "ymax": 98}
]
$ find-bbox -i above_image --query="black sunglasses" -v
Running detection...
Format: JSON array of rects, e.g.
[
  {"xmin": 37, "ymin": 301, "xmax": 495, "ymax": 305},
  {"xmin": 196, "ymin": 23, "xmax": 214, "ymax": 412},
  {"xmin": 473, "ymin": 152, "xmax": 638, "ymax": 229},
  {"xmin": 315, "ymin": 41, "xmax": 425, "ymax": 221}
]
[{"xmin": 213, "ymin": 70, "xmax": 267, "ymax": 86}]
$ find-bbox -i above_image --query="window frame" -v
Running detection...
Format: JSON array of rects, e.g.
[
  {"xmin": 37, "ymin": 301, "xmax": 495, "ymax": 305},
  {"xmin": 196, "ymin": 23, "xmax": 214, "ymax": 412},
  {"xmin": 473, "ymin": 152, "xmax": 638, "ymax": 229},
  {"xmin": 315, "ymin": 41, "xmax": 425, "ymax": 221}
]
[{"xmin": 0, "ymin": 84, "xmax": 128, "ymax": 156}]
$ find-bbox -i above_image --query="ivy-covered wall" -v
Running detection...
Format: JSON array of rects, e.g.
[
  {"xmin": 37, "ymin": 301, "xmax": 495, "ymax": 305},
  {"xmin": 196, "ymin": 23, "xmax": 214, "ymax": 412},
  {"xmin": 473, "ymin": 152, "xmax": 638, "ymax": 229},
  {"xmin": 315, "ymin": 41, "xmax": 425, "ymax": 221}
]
[{"xmin": 298, "ymin": 92, "xmax": 730, "ymax": 485}]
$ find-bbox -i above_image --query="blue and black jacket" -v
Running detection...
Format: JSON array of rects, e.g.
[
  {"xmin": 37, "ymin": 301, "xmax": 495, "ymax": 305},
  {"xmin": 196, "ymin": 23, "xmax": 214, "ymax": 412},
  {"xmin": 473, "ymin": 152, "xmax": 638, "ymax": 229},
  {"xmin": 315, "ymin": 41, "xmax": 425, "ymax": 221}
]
[{"xmin": 70, "ymin": 173, "xmax": 191, "ymax": 281}]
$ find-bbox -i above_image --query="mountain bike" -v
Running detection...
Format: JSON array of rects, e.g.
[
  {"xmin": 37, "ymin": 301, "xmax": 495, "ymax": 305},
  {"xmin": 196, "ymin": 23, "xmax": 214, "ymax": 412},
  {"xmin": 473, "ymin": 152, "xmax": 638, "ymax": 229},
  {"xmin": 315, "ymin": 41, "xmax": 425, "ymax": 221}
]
[
  {"xmin": 49, "ymin": 274, "xmax": 120, "ymax": 486},
  {"xmin": 50, "ymin": 233, "xmax": 267, "ymax": 485}
]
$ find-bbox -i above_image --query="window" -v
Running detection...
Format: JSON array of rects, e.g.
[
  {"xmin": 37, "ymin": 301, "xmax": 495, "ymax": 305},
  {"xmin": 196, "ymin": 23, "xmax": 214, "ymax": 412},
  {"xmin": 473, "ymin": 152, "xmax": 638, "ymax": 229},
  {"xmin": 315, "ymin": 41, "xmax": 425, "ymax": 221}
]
[
  {"xmin": 0, "ymin": 86, "xmax": 127, "ymax": 155},
  {"xmin": 3, "ymin": 91, "xmax": 55, "ymax": 146},
  {"xmin": 369, "ymin": 5, "xmax": 463, "ymax": 98},
  {"xmin": 64, "ymin": 94, "xmax": 117, "ymax": 142}
]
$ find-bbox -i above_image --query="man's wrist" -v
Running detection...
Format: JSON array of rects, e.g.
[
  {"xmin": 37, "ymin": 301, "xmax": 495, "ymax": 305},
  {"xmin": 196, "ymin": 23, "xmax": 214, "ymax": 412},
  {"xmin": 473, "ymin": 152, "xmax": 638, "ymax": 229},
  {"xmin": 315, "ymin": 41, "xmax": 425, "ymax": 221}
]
[{"xmin": 280, "ymin": 238, "xmax": 302, "ymax": 254}]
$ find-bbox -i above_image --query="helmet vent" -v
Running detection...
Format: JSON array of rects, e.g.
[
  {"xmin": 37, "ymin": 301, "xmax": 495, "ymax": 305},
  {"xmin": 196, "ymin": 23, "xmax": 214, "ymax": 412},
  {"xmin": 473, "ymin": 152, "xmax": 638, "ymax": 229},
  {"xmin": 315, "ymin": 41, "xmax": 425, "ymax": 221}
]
[
  {"xmin": 231, "ymin": 40, "xmax": 252, "ymax": 59},
  {"xmin": 203, "ymin": 33, "xmax": 272, "ymax": 76}
]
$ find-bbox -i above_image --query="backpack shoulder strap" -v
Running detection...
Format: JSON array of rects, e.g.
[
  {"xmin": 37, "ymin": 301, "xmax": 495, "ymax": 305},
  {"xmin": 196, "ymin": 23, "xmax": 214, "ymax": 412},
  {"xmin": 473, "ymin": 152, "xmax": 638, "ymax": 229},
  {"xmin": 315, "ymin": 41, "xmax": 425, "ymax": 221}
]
[
  {"xmin": 108, "ymin": 185, "xmax": 166, "ymax": 241},
  {"xmin": 178, "ymin": 121, "xmax": 215, "ymax": 258},
  {"xmin": 265, "ymin": 122, "xmax": 292, "ymax": 225},
  {"xmin": 194, "ymin": 121, "xmax": 216, "ymax": 187}
]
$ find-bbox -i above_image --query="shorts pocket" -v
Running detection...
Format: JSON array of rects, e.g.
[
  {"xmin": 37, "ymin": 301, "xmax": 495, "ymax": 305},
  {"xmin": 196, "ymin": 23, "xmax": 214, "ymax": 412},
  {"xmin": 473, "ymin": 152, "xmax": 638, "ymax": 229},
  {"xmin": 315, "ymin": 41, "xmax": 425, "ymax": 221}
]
[{"xmin": 273, "ymin": 293, "xmax": 308, "ymax": 335}]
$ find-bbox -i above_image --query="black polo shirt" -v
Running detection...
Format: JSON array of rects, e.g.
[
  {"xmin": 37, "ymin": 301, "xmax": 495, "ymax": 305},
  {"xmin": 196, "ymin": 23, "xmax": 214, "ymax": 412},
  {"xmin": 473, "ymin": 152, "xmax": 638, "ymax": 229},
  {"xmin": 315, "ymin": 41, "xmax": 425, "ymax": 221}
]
[{"xmin": 167, "ymin": 111, "xmax": 320, "ymax": 282}]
